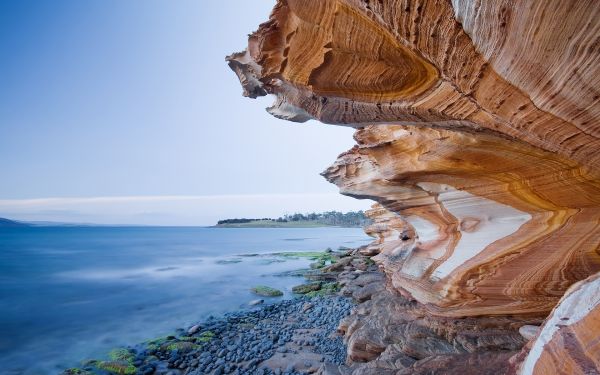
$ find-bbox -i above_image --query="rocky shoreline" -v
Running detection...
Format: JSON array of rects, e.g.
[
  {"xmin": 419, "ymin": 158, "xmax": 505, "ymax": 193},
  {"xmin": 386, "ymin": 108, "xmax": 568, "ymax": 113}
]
[
  {"xmin": 63, "ymin": 246, "xmax": 544, "ymax": 375},
  {"xmin": 127, "ymin": 296, "xmax": 352, "ymax": 375},
  {"xmin": 62, "ymin": 249, "xmax": 379, "ymax": 375},
  {"xmin": 62, "ymin": 247, "xmax": 544, "ymax": 375}
]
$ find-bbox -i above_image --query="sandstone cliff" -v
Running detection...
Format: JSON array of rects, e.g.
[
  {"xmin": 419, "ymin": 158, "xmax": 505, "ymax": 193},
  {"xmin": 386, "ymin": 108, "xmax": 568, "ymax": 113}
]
[{"xmin": 227, "ymin": 1, "xmax": 600, "ymax": 373}]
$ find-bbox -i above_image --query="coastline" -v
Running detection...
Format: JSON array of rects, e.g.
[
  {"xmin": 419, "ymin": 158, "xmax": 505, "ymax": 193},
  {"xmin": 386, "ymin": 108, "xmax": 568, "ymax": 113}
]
[
  {"xmin": 54, "ymin": 241, "xmax": 538, "ymax": 375},
  {"xmin": 212, "ymin": 224, "xmax": 347, "ymax": 229},
  {"xmin": 1, "ymin": 227, "xmax": 371, "ymax": 375},
  {"xmin": 60, "ymin": 243, "xmax": 536, "ymax": 375},
  {"xmin": 67, "ymin": 296, "xmax": 352, "ymax": 375},
  {"xmin": 61, "ymin": 249, "xmax": 376, "ymax": 375},
  {"xmin": 212, "ymin": 223, "xmax": 362, "ymax": 229}
]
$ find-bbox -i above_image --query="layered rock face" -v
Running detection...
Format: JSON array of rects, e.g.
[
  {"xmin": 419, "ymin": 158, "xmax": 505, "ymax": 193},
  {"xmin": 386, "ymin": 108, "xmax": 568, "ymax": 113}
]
[
  {"xmin": 324, "ymin": 125, "xmax": 600, "ymax": 317},
  {"xmin": 510, "ymin": 273, "xmax": 600, "ymax": 375},
  {"xmin": 227, "ymin": 0, "xmax": 600, "ymax": 373}
]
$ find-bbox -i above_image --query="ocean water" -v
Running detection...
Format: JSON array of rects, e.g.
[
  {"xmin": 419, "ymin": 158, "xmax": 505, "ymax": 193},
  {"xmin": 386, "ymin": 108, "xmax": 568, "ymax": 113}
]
[{"xmin": 0, "ymin": 226, "xmax": 371, "ymax": 375}]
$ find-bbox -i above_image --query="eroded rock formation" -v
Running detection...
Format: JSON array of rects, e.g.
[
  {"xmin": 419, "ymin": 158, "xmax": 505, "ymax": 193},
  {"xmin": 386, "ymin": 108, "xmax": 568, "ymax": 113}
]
[
  {"xmin": 337, "ymin": 271, "xmax": 539, "ymax": 374},
  {"xmin": 227, "ymin": 0, "xmax": 600, "ymax": 373},
  {"xmin": 510, "ymin": 273, "xmax": 600, "ymax": 375},
  {"xmin": 323, "ymin": 125, "xmax": 600, "ymax": 317}
]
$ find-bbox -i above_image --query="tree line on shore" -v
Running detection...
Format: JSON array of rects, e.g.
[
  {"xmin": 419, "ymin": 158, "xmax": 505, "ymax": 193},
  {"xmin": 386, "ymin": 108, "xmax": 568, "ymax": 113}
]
[{"xmin": 216, "ymin": 211, "xmax": 371, "ymax": 227}]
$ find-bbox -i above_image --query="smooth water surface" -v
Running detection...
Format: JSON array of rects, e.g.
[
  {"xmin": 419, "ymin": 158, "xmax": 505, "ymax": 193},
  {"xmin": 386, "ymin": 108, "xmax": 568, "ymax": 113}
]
[{"xmin": 0, "ymin": 226, "xmax": 371, "ymax": 374}]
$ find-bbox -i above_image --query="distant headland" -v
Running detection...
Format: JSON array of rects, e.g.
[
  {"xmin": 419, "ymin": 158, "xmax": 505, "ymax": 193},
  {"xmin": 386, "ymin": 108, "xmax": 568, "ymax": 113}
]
[
  {"xmin": 0, "ymin": 217, "xmax": 30, "ymax": 227},
  {"xmin": 214, "ymin": 211, "xmax": 371, "ymax": 228}
]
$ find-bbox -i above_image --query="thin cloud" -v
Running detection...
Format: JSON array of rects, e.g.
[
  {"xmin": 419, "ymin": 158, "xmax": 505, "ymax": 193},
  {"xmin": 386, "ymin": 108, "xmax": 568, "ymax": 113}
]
[{"xmin": 0, "ymin": 194, "xmax": 373, "ymax": 226}]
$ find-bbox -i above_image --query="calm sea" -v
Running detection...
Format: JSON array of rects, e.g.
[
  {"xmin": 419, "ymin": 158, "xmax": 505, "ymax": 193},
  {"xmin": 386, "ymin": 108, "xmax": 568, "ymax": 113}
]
[{"xmin": 0, "ymin": 226, "xmax": 371, "ymax": 374}]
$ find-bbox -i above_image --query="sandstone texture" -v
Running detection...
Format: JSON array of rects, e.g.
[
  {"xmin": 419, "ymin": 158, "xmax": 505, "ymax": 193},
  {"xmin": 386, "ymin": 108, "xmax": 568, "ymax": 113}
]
[
  {"xmin": 510, "ymin": 273, "xmax": 600, "ymax": 375},
  {"xmin": 322, "ymin": 250, "xmax": 541, "ymax": 375},
  {"xmin": 228, "ymin": 0, "xmax": 600, "ymax": 373}
]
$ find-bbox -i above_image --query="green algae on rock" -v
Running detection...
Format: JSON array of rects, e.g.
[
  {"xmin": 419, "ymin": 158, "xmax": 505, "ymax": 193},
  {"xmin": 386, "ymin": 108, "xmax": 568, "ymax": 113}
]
[
  {"xmin": 251, "ymin": 285, "xmax": 283, "ymax": 297},
  {"xmin": 292, "ymin": 282, "xmax": 323, "ymax": 294},
  {"xmin": 305, "ymin": 283, "xmax": 340, "ymax": 298}
]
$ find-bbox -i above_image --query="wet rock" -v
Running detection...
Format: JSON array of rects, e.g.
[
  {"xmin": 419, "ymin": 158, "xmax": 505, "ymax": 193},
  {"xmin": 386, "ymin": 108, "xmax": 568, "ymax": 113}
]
[
  {"xmin": 352, "ymin": 282, "xmax": 384, "ymax": 303},
  {"xmin": 188, "ymin": 324, "xmax": 202, "ymax": 335},
  {"xmin": 292, "ymin": 283, "xmax": 322, "ymax": 294},
  {"xmin": 322, "ymin": 257, "xmax": 353, "ymax": 272},
  {"xmin": 251, "ymin": 286, "xmax": 283, "ymax": 297}
]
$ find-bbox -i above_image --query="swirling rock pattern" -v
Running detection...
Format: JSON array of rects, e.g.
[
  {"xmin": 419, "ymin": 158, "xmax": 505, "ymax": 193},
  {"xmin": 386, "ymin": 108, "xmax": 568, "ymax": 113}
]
[
  {"xmin": 323, "ymin": 124, "xmax": 600, "ymax": 317},
  {"xmin": 228, "ymin": 0, "xmax": 600, "ymax": 169},
  {"xmin": 227, "ymin": 0, "xmax": 600, "ymax": 372}
]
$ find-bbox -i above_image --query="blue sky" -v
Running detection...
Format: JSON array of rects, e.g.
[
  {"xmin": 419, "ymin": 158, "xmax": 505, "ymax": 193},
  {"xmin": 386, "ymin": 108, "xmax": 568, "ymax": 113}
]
[{"xmin": 0, "ymin": 1, "xmax": 371, "ymax": 224}]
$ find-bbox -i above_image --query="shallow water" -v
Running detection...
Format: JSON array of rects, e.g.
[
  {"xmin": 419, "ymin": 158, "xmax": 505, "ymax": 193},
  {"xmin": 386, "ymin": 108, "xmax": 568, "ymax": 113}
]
[{"xmin": 0, "ymin": 226, "xmax": 370, "ymax": 374}]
